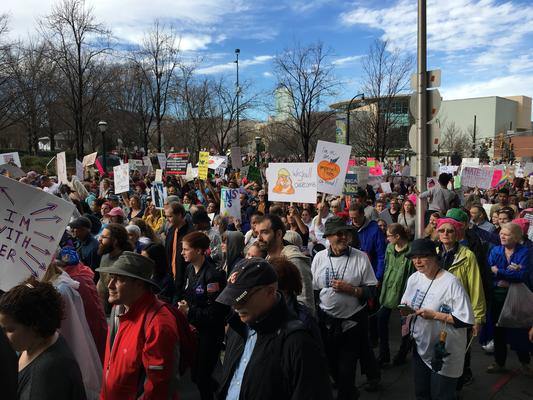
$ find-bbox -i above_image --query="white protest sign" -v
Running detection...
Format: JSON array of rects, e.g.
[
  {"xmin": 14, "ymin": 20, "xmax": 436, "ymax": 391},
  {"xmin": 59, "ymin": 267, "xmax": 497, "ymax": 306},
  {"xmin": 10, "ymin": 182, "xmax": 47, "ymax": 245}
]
[
  {"xmin": 352, "ymin": 166, "xmax": 369, "ymax": 187},
  {"xmin": 142, "ymin": 156, "xmax": 153, "ymax": 173},
  {"xmin": 113, "ymin": 163, "xmax": 130, "ymax": 194},
  {"xmin": 75, "ymin": 159, "xmax": 84, "ymax": 180},
  {"xmin": 231, "ymin": 147, "xmax": 242, "ymax": 169},
  {"xmin": 82, "ymin": 152, "xmax": 98, "ymax": 167},
  {"xmin": 380, "ymin": 182, "xmax": 392, "ymax": 193},
  {"xmin": 156, "ymin": 153, "xmax": 166, "ymax": 169},
  {"xmin": 207, "ymin": 156, "xmax": 226, "ymax": 170},
  {"xmin": 0, "ymin": 175, "xmax": 75, "ymax": 291},
  {"xmin": 56, "ymin": 152, "xmax": 68, "ymax": 184},
  {"xmin": 184, "ymin": 163, "xmax": 198, "ymax": 182},
  {"xmin": 266, "ymin": 163, "xmax": 317, "ymax": 203},
  {"xmin": 439, "ymin": 165, "xmax": 459, "ymax": 174},
  {"xmin": 314, "ymin": 140, "xmax": 351, "ymax": 195},
  {"xmin": 461, "ymin": 167, "xmax": 494, "ymax": 189},
  {"xmin": 0, "ymin": 152, "xmax": 21, "ymax": 167},
  {"xmin": 129, "ymin": 159, "xmax": 144, "ymax": 171},
  {"xmin": 220, "ymin": 188, "xmax": 241, "ymax": 220},
  {"xmin": 462, "ymin": 158, "xmax": 479, "ymax": 168},
  {"xmin": 155, "ymin": 169, "xmax": 163, "ymax": 182}
]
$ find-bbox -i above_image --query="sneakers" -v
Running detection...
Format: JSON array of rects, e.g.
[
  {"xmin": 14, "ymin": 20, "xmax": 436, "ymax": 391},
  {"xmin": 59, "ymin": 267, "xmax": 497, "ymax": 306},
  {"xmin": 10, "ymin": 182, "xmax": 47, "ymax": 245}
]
[
  {"xmin": 486, "ymin": 362, "xmax": 506, "ymax": 373},
  {"xmin": 482, "ymin": 340, "xmax": 494, "ymax": 354}
]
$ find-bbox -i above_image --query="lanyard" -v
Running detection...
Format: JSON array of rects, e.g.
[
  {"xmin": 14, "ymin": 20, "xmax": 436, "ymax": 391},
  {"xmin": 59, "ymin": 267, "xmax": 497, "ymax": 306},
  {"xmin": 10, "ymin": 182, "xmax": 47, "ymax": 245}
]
[{"xmin": 328, "ymin": 253, "xmax": 350, "ymax": 282}]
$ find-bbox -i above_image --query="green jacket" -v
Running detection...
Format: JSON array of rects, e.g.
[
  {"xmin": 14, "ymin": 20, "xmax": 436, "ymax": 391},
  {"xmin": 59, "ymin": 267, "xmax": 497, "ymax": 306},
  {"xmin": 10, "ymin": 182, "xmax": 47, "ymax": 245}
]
[
  {"xmin": 380, "ymin": 243, "xmax": 414, "ymax": 308},
  {"xmin": 437, "ymin": 244, "xmax": 486, "ymax": 324}
]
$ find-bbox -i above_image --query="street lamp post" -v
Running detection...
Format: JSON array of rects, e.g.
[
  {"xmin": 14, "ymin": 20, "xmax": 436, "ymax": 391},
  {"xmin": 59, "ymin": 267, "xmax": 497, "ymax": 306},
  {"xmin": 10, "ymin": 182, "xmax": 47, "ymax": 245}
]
[
  {"xmin": 235, "ymin": 48, "xmax": 240, "ymax": 146},
  {"xmin": 346, "ymin": 93, "xmax": 364, "ymax": 145},
  {"xmin": 98, "ymin": 121, "xmax": 108, "ymax": 175},
  {"xmin": 255, "ymin": 136, "xmax": 261, "ymax": 167}
]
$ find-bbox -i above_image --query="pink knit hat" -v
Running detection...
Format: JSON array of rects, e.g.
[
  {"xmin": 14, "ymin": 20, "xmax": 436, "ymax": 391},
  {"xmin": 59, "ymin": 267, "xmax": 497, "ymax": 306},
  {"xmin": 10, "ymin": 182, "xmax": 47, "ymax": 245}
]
[
  {"xmin": 511, "ymin": 218, "xmax": 530, "ymax": 237},
  {"xmin": 436, "ymin": 218, "xmax": 464, "ymax": 240}
]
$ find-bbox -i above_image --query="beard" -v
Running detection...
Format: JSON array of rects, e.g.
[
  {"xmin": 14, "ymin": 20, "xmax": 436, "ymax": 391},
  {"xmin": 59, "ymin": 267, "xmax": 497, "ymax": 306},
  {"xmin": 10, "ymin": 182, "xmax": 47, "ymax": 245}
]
[{"xmin": 98, "ymin": 241, "xmax": 113, "ymax": 256}]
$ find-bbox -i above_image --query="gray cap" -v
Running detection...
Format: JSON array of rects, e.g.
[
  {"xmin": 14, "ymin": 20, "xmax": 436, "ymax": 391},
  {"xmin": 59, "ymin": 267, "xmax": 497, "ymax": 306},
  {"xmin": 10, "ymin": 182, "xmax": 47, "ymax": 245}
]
[{"xmin": 96, "ymin": 251, "xmax": 159, "ymax": 289}]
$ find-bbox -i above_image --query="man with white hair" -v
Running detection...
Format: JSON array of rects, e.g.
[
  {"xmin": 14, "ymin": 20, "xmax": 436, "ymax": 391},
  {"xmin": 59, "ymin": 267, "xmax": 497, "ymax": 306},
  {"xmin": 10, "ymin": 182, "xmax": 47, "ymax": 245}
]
[{"xmin": 125, "ymin": 224, "xmax": 143, "ymax": 253}]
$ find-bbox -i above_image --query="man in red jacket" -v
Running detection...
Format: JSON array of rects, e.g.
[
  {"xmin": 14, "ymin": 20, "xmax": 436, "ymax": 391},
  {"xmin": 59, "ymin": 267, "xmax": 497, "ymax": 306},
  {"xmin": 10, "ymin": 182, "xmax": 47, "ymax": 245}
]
[
  {"xmin": 96, "ymin": 251, "xmax": 179, "ymax": 400},
  {"xmin": 57, "ymin": 247, "xmax": 108, "ymax": 362}
]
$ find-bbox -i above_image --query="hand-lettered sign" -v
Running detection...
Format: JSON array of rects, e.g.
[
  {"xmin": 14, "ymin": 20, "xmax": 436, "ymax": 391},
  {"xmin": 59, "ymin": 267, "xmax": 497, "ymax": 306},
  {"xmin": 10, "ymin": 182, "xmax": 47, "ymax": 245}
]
[
  {"xmin": 314, "ymin": 140, "xmax": 351, "ymax": 195},
  {"xmin": 82, "ymin": 152, "xmax": 98, "ymax": 168},
  {"xmin": 198, "ymin": 152, "xmax": 209, "ymax": 180},
  {"xmin": 0, "ymin": 175, "xmax": 75, "ymax": 291},
  {"xmin": 266, "ymin": 163, "xmax": 317, "ymax": 203},
  {"xmin": 113, "ymin": 164, "xmax": 130, "ymax": 194},
  {"xmin": 0, "ymin": 152, "xmax": 21, "ymax": 167},
  {"xmin": 220, "ymin": 188, "xmax": 241, "ymax": 220}
]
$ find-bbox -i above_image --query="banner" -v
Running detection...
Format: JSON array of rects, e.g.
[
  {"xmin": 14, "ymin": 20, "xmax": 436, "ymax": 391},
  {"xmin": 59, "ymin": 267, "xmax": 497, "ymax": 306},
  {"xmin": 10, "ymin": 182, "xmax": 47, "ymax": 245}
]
[
  {"xmin": 0, "ymin": 175, "xmax": 75, "ymax": 291},
  {"xmin": 335, "ymin": 117, "xmax": 346, "ymax": 144},
  {"xmin": 166, "ymin": 153, "xmax": 189, "ymax": 175},
  {"xmin": 156, "ymin": 153, "xmax": 167, "ymax": 169},
  {"xmin": 461, "ymin": 167, "xmax": 493, "ymax": 189},
  {"xmin": 75, "ymin": 159, "xmax": 84, "ymax": 180},
  {"xmin": 266, "ymin": 163, "xmax": 317, "ymax": 203},
  {"xmin": 198, "ymin": 152, "xmax": 209, "ymax": 180},
  {"xmin": 113, "ymin": 164, "xmax": 130, "ymax": 194},
  {"xmin": 314, "ymin": 140, "xmax": 351, "ymax": 195},
  {"xmin": 0, "ymin": 152, "xmax": 21, "ymax": 167},
  {"xmin": 56, "ymin": 152, "xmax": 68, "ymax": 184},
  {"xmin": 220, "ymin": 188, "xmax": 241, "ymax": 220},
  {"xmin": 231, "ymin": 147, "xmax": 242, "ymax": 169},
  {"xmin": 82, "ymin": 152, "xmax": 97, "ymax": 168},
  {"xmin": 151, "ymin": 182, "xmax": 165, "ymax": 208}
]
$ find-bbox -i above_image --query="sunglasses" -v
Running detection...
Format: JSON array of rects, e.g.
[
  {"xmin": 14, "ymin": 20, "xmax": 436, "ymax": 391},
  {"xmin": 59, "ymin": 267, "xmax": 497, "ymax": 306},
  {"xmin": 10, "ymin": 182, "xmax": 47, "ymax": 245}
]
[{"xmin": 437, "ymin": 228, "xmax": 455, "ymax": 234}]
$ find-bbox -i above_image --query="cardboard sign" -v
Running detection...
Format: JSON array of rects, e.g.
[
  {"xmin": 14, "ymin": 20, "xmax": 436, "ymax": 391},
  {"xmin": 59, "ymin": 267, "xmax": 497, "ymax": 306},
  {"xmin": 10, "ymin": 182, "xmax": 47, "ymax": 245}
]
[
  {"xmin": 461, "ymin": 167, "xmax": 493, "ymax": 189},
  {"xmin": 0, "ymin": 175, "xmax": 75, "ymax": 291},
  {"xmin": 75, "ymin": 159, "xmax": 84, "ymax": 180},
  {"xmin": 113, "ymin": 164, "xmax": 130, "ymax": 194},
  {"xmin": 343, "ymin": 173, "xmax": 358, "ymax": 195},
  {"xmin": 0, "ymin": 152, "xmax": 21, "ymax": 167},
  {"xmin": 220, "ymin": 188, "xmax": 241, "ymax": 220},
  {"xmin": 231, "ymin": 147, "xmax": 242, "ymax": 169},
  {"xmin": 151, "ymin": 182, "xmax": 165, "ymax": 209},
  {"xmin": 166, "ymin": 153, "xmax": 189, "ymax": 175},
  {"xmin": 155, "ymin": 169, "xmax": 163, "ymax": 182},
  {"xmin": 198, "ymin": 152, "xmax": 209, "ymax": 180},
  {"xmin": 56, "ymin": 152, "xmax": 68, "ymax": 184},
  {"xmin": 266, "ymin": 163, "xmax": 317, "ymax": 203},
  {"xmin": 156, "ymin": 153, "xmax": 167, "ymax": 169},
  {"xmin": 82, "ymin": 152, "xmax": 97, "ymax": 168},
  {"xmin": 314, "ymin": 140, "xmax": 351, "ymax": 195}
]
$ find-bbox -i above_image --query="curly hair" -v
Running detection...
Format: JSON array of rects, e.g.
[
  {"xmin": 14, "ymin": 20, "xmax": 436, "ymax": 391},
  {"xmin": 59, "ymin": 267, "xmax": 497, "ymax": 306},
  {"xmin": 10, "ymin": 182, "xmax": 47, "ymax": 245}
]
[{"xmin": 0, "ymin": 277, "xmax": 64, "ymax": 337}]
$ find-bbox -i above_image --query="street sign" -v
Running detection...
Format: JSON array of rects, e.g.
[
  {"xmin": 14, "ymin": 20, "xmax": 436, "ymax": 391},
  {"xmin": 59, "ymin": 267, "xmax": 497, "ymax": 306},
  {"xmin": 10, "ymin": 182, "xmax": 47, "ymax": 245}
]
[
  {"xmin": 410, "ymin": 69, "xmax": 441, "ymax": 90},
  {"xmin": 409, "ymin": 89, "xmax": 442, "ymax": 124},
  {"xmin": 409, "ymin": 123, "xmax": 440, "ymax": 153}
]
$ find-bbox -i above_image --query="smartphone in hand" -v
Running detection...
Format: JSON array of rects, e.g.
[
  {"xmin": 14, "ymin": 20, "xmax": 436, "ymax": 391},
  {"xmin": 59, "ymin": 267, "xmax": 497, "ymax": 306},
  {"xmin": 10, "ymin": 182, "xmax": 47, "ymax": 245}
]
[{"xmin": 397, "ymin": 304, "xmax": 416, "ymax": 316}]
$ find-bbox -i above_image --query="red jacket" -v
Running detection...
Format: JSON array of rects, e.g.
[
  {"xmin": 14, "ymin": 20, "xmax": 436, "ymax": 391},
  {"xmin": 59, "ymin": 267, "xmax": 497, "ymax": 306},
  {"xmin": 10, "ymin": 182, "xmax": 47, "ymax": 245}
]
[
  {"xmin": 65, "ymin": 262, "xmax": 108, "ymax": 361},
  {"xmin": 100, "ymin": 292, "xmax": 179, "ymax": 400}
]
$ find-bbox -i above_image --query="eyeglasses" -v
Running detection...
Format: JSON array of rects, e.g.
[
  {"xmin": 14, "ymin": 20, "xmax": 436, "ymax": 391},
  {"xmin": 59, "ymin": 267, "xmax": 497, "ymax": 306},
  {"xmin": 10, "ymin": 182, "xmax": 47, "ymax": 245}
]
[
  {"xmin": 437, "ymin": 228, "xmax": 455, "ymax": 234},
  {"xmin": 334, "ymin": 231, "xmax": 350, "ymax": 237}
]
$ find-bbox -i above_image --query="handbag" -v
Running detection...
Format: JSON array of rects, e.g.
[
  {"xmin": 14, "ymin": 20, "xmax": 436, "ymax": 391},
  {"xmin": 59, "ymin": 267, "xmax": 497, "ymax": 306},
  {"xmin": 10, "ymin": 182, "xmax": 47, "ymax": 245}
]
[{"xmin": 497, "ymin": 282, "xmax": 533, "ymax": 328}]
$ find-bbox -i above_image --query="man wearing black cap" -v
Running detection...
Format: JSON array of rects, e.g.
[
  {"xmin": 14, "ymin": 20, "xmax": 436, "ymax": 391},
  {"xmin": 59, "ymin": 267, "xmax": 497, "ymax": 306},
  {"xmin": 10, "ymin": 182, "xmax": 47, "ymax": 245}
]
[
  {"xmin": 96, "ymin": 252, "xmax": 179, "ymax": 399},
  {"xmin": 312, "ymin": 216, "xmax": 380, "ymax": 400},
  {"xmin": 69, "ymin": 216, "xmax": 100, "ymax": 273},
  {"xmin": 216, "ymin": 258, "xmax": 332, "ymax": 400}
]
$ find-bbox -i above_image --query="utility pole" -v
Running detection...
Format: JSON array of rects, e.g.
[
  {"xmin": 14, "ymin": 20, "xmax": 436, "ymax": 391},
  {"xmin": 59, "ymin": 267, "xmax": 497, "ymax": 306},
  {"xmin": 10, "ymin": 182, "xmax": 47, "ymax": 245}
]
[
  {"xmin": 472, "ymin": 115, "xmax": 477, "ymax": 157},
  {"xmin": 416, "ymin": 0, "xmax": 427, "ymax": 238},
  {"xmin": 235, "ymin": 49, "xmax": 241, "ymax": 146}
]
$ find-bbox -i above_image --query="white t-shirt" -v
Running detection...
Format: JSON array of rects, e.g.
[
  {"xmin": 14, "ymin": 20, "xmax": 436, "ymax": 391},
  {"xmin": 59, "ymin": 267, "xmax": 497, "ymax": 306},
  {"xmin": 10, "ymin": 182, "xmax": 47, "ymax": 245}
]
[
  {"xmin": 312, "ymin": 247, "xmax": 377, "ymax": 330},
  {"xmin": 401, "ymin": 270, "xmax": 474, "ymax": 378},
  {"xmin": 311, "ymin": 212, "xmax": 333, "ymax": 246}
]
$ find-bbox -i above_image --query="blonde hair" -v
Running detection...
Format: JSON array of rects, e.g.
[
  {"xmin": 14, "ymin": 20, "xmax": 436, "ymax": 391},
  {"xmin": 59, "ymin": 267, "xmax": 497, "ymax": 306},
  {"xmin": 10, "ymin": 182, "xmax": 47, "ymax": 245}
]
[{"xmin": 500, "ymin": 223, "xmax": 523, "ymax": 243}]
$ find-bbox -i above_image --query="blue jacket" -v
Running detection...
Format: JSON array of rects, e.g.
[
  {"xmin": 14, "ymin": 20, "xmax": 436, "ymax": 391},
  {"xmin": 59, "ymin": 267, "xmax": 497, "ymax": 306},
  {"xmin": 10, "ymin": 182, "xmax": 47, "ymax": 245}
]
[
  {"xmin": 356, "ymin": 218, "xmax": 387, "ymax": 281},
  {"xmin": 488, "ymin": 243, "xmax": 530, "ymax": 285}
]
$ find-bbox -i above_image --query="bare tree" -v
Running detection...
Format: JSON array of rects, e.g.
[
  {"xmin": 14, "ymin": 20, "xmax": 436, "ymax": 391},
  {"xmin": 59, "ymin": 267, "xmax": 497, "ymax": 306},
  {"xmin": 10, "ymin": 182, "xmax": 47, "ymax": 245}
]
[
  {"xmin": 351, "ymin": 39, "xmax": 413, "ymax": 159},
  {"xmin": 132, "ymin": 21, "xmax": 180, "ymax": 152},
  {"xmin": 40, "ymin": 0, "xmax": 111, "ymax": 157},
  {"xmin": 0, "ymin": 14, "xmax": 21, "ymax": 132},
  {"xmin": 273, "ymin": 42, "xmax": 338, "ymax": 161},
  {"xmin": 441, "ymin": 120, "xmax": 470, "ymax": 156}
]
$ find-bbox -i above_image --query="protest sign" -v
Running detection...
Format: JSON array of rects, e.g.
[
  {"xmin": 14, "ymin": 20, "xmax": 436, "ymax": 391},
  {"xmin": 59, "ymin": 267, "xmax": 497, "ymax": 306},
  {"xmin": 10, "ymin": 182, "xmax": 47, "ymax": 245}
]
[
  {"xmin": 207, "ymin": 155, "xmax": 227, "ymax": 170},
  {"xmin": 128, "ymin": 159, "xmax": 144, "ymax": 171},
  {"xmin": 0, "ymin": 175, "xmax": 75, "ymax": 291},
  {"xmin": 0, "ymin": 164, "xmax": 26, "ymax": 179},
  {"xmin": 113, "ymin": 164, "xmax": 130, "ymax": 194},
  {"xmin": 380, "ymin": 182, "xmax": 392, "ymax": 194},
  {"xmin": 314, "ymin": 140, "xmax": 351, "ymax": 195},
  {"xmin": 151, "ymin": 182, "xmax": 165, "ymax": 208},
  {"xmin": 156, "ymin": 153, "xmax": 167, "ymax": 169},
  {"xmin": 231, "ymin": 147, "xmax": 242, "ymax": 169},
  {"xmin": 198, "ymin": 152, "xmax": 209, "ymax": 180},
  {"xmin": 461, "ymin": 167, "xmax": 493, "ymax": 189},
  {"xmin": 82, "ymin": 152, "xmax": 97, "ymax": 167},
  {"xmin": 142, "ymin": 156, "xmax": 153, "ymax": 173},
  {"xmin": 462, "ymin": 158, "xmax": 479, "ymax": 167},
  {"xmin": 184, "ymin": 164, "xmax": 198, "ymax": 182},
  {"xmin": 352, "ymin": 166, "xmax": 369, "ymax": 187},
  {"xmin": 155, "ymin": 169, "xmax": 163, "ymax": 182},
  {"xmin": 427, "ymin": 177, "xmax": 437, "ymax": 188},
  {"xmin": 220, "ymin": 188, "xmax": 241, "ymax": 220},
  {"xmin": 366, "ymin": 158, "xmax": 383, "ymax": 176},
  {"xmin": 166, "ymin": 153, "xmax": 189, "ymax": 175},
  {"xmin": 343, "ymin": 173, "xmax": 358, "ymax": 195},
  {"xmin": 75, "ymin": 159, "xmax": 84, "ymax": 180},
  {"xmin": 439, "ymin": 165, "xmax": 459, "ymax": 175},
  {"xmin": 266, "ymin": 163, "xmax": 317, "ymax": 203},
  {"xmin": 0, "ymin": 152, "xmax": 21, "ymax": 167},
  {"xmin": 56, "ymin": 152, "xmax": 68, "ymax": 184}
]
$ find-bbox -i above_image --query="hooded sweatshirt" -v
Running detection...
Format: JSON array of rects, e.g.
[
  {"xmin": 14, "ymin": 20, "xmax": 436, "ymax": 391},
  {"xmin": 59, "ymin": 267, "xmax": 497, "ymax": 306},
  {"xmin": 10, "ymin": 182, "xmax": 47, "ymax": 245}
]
[
  {"xmin": 278, "ymin": 244, "xmax": 315, "ymax": 314},
  {"xmin": 355, "ymin": 218, "xmax": 387, "ymax": 281},
  {"xmin": 224, "ymin": 231, "xmax": 245, "ymax": 274}
]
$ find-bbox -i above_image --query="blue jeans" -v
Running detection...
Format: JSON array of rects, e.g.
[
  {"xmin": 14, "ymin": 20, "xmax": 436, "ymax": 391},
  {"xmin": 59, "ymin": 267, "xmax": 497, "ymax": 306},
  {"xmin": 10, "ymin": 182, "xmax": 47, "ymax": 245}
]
[{"xmin": 413, "ymin": 348, "xmax": 458, "ymax": 400}]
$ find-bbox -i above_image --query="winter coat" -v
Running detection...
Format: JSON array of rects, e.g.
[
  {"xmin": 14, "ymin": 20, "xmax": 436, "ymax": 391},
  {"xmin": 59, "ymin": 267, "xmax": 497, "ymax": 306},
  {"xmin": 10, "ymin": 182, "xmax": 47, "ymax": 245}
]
[
  {"xmin": 380, "ymin": 243, "xmax": 414, "ymax": 309},
  {"xmin": 223, "ymin": 231, "xmax": 245, "ymax": 275}
]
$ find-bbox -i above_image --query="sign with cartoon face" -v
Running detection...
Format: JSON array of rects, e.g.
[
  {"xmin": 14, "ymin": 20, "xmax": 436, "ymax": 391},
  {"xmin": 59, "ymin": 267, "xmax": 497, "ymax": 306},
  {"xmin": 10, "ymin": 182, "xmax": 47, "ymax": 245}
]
[
  {"xmin": 314, "ymin": 140, "xmax": 351, "ymax": 195},
  {"xmin": 266, "ymin": 163, "xmax": 317, "ymax": 203}
]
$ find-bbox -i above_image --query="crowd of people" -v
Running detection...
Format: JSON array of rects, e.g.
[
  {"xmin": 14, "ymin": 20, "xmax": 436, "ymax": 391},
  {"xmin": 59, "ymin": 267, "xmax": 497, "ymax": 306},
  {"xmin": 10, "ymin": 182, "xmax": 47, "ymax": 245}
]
[{"xmin": 0, "ymin": 165, "xmax": 533, "ymax": 400}]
